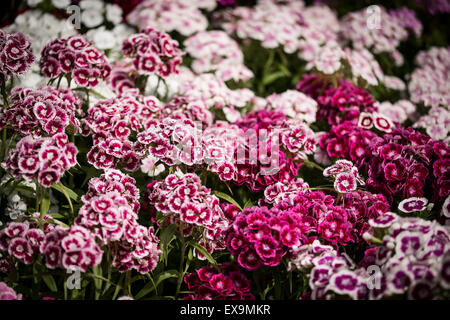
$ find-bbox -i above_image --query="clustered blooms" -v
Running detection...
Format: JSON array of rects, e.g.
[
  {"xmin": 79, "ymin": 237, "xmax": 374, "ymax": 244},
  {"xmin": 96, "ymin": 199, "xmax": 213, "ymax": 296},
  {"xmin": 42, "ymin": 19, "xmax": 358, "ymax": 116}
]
[
  {"xmin": 127, "ymin": 0, "xmax": 215, "ymax": 37},
  {"xmin": 82, "ymin": 90, "xmax": 162, "ymax": 171},
  {"xmin": 408, "ymin": 47, "xmax": 450, "ymax": 108},
  {"xmin": 184, "ymin": 30, "xmax": 253, "ymax": 82},
  {"xmin": 122, "ymin": 27, "xmax": 183, "ymax": 78},
  {"xmin": 362, "ymin": 127, "xmax": 450, "ymax": 205},
  {"xmin": 319, "ymin": 121, "xmax": 379, "ymax": 161},
  {"xmin": 148, "ymin": 170, "xmax": 229, "ymax": 256},
  {"xmin": 377, "ymin": 100, "xmax": 417, "ymax": 125},
  {"xmin": 226, "ymin": 205, "xmax": 305, "ymax": 270},
  {"xmin": 184, "ymin": 263, "xmax": 254, "ymax": 300},
  {"xmin": 360, "ymin": 213, "xmax": 450, "ymax": 299},
  {"xmin": 0, "ymin": 215, "xmax": 54, "ymax": 265},
  {"xmin": 40, "ymin": 35, "xmax": 111, "ymax": 87},
  {"xmin": 414, "ymin": 106, "xmax": 450, "ymax": 143},
  {"xmin": 2, "ymin": 133, "xmax": 78, "ymax": 187},
  {"xmin": 341, "ymin": 6, "xmax": 420, "ymax": 66},
  {"xmin": 290, "ymin": 211, "xmax": 450, "ymax": 300},
  {"xmin": 323, "ymin": 160, "xmax": 365, "ymax": 194},
  {"xmin": 76, "ymin": 170, "xmax": 161, "ymax": 274},
  {"xmin": 308, "ymin": 79, "xmax": 377, "ymax": 127},
  {"xmin": 218, "ymin": 1, "xmax": 340, "ymax": 56},
  {"xmin": 0, "ymin": 86, "xmax": 81, "ymax": 136},
  {"xmin": 0, "ymin": 282, "xmax": 22, "ymax": 300},
  {"xmin": 40, "ymin": 225, "xmax": 103, "ymax": 271},
  {"xmin": 0, "ymin": 29, "xmax": 34, "ymax": 82},
  {"xmin": 178, "ymin": 72, "xmax": 254, "ymax": 122},
  {"xmin": 265, "ymin": 90, "xmax": 317, "ymax": 124}
]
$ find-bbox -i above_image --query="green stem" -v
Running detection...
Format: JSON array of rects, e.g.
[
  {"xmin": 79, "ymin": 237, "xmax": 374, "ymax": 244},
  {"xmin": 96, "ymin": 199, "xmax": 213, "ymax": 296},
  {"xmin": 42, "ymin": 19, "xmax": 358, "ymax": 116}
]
[
  {"xmin": 302, "ymin": 158, "xmax": 324, "ymax": 171},
  {"xmin": 175, "ymin": 222, "xmax": 187, "ymax": 299}
]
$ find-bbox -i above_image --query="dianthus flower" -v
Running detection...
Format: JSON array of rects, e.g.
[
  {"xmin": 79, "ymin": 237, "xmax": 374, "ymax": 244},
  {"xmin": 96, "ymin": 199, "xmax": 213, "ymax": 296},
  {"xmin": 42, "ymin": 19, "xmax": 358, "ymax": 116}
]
[
  {"xmin": 2, "ymin": 133, "xmax": 78, "ymax": 188},
  {"xmin": 0, "ymin": 29, "xmax": 34, "ymax": 83},
  {"xmin": 408, "ymin": 47, "xmax": 450, "ymax": 108},
  {"xmin": 0, "ymin": 282, "xmax": 22, "ymax": 300},
  {"xmin": 360, "ymin": 213, "xmax": 450, "ymax": 299},
  {"xmin": 0, "ymin": 214, "xmax": 54, "ymax": 265},
  {"xmin": 127, "ymin": 0, "xmax": 213, "ymax": 36},
  {"xmin": 315, "ymin": 80, "xmax": 377, "ymax": 126},
  {"xmin": 40, "ymin": 225, "xmax": 103, "ymax": 271},
  {"xmin": 184, "ymin": 263, "xmax": 254, "ymax": 300},
  {"xmin": 323, "ymin": 160, "xmax": 365, "ymax": 194},
  {"xmin": 122, "ymin": 27, "xmax": 183, "ymax": 77},
  {"xmin": 265, "ymin": 90, "xmax": 317, "ymax": 124},
  {"xmin": 362, "ymin": 127, "xmax": 450, "ymax": 205},
  {"xmin": 83, "ymin": 90, "xmax": 162, "ymax": 171},
  {"xmin": 413, "ymin": 106, "xmax": 450, "ymax": 143},
  {"xmin": 184, "ymin": 30, "xmax": 253, "ymax": 82},
  {"xmin": 319, "ymin": 121, "xmax": 380, "ymax": 161},
  {"xmin": 76, "ymin": 171, "xmax": 161, "ymax": 274},
  {"xmin": 226, "ymin": 205, "xmax": 306, "ymax": 270},
  {"xmin": 0, "ymin": 86, "xmax": 81, "ymax": 136},
  {"xmin": 341, "ymin": 6, "xmax": 416, "ymax": 66},
  {"xmin": 147, "ymin": 170, "xmax": 229, "ymax": 257},
  {"xmin": 40, "ymin": 35, "xmax": 111, "ymax": 87}
]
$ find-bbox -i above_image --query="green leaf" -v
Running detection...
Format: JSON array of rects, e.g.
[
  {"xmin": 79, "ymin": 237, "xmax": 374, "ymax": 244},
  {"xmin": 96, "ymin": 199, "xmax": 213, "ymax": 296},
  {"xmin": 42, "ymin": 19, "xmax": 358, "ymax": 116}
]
[
  {"xmin": 244, "ymin": 199, "xmax": 254, "ymax": 208},
  {"xmin": 160, "ymin": 224, "xmax": 177, "ymax": 264},
  {"xmin": 40, "ymin": 194, "xmax": 51, "ymax": 216},
  {"xmin": 189, "ymin": 241, "xmax": 217, "ymax": 265},
  {"xmin": 52, "ymin": 182, "xmax": 79, "ymax": 201},
  {"xmin": 42, "ymin": 274, "xmax": 58, "ymax": 292},
  {"xmin": 134, "ymin": 270, "xmax": 179, "ymax": 300},
  {"xmin": 213, "ymin": 191, "xmax": 243, "ymax": 211},
  {"xmin": 263, "ymin": 71, "xmax": 287, "ymax": 85},
  {"xmin": 52, "ymin": 182, "xmax": 78, "ymax": 214}
]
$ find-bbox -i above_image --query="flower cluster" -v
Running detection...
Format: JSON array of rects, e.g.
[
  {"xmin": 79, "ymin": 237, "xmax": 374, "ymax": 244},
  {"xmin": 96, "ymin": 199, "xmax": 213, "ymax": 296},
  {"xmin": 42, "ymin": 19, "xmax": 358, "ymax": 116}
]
[
  {"xmin": 40, "ymin": 35, "xmax": 111, "ymax": 87},
  {"xmin": 360, "ymin": 213, "xmax": 450, "ymax": 299},
  {"xmin": 226, "ymin": 205, "xmax": 305, "ymax": 270},
  {"xmin": 0, "ymin": 282, "xmax": 22, "ymax": 300},
  {"xmin": 0, "ymin": 215, "xmax": 54, "ymax": 265},
  {"xmin": 184, "ymin": 263, "xmax": 254, "ymax": 300},
  {"xmin": 178, "ymin": 72, "xmax": 254, "ymax": 123},
  {"xmin": 265, "ymin": 90, "xmax": 317, "ymax": 124},
  {"xmin": 377, "ymin": 100, "xmax": 417, "ymax": 125},
  {"xmin": 127, "ymin": 0, "xmax": 214, "ymax": 36},
  {"xmin": 77, "ymin": 170, "xmax": 161, "ymax": 274},
  {"xmin": 40, "ymin": 225, "xmax": 103, "ymax": 271},
  {"xmin": 319, "ymin": 121, "xmax": 380, "ymax": 161},
  {"xmin": 341, "ymin": 6, "xmax": 416, "ymax": 66},
  {"xmin": 2, "ymin": 133, "xmax": 78, "ymax": 187},
  {"xmin": 414, "ymin": 106, "xmax": 450, "ymax": 143},
  {"xmin": 312, "ymin": 80, "xmax": 378, "ymax": 126},
  {"xmin": 0, "ymin": 86, "xmax": 81, "ymax": 136},
  {"xmin": 323, "ymin": 160, "xmax": 365, "ymax": 194},
  {"xmin": 363, "ymin": 127, "xmax": 450, "ymax": 205},
  {"xmin": 122, "ymin": 27, "xmax": 183, "ymax": 77},
  {"xmin": 148, "ymin": 170, "xmax": 229, "ymax": 256},
  {"xmin": 0, "ymin": 29, "xmax": 34, "ymax": 82},
  {"xmin": 408, "ymin": 47, "xmax": 450, "ymax": 108},
  {"xmin": 82, "ymin": 91, "xmax": 162, "ymax": 171},
  {"xmin": 184, "ymin": 30, "xmax": 253, "ymax": 82},
  {"xmin": 78, "ymin": 0, "xmax": 123, "ymax": 29}
]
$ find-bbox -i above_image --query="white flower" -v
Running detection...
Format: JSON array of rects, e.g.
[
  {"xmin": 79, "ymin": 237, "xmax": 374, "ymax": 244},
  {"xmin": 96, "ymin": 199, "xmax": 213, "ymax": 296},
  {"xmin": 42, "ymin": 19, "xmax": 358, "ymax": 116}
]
[
  {"xmin": 87, "ymin": 27, "xmax": 116, "ymax": 50},
  {"xmin": 51, "ymin": 0, "xmax": 71, "ymax": 9},
  {"xmin": 81, "ymin": 9, "xmax": 104, "ymax": 28},
  {"xmin": 106, "ymin": 4, "xmax": 123, "ymax": 25},
  {"xmin": 5, "ymin": 193, "xmax": 27, "ymax": 220},
  {"xmin": 27, "ymin": 0, "xmax": 42, "ymax": 7},
  {"xmin": 141, "ymin": 155, "xmax": 165, "ymax": 177},
  {"xmin": 79, "ymin": 0, "xmax": 104, "ymax": 11}
]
